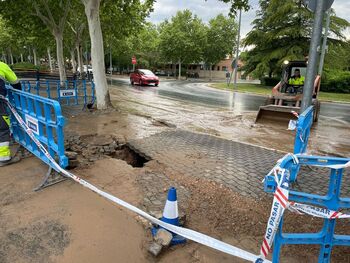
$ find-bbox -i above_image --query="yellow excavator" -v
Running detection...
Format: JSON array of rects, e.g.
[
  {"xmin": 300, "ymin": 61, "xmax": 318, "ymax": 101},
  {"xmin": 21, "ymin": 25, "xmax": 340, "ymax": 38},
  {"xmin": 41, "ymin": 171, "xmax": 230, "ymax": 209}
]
[{"xmin": 255, "ymin": 60, "xmax": 321, "ymax": 124}]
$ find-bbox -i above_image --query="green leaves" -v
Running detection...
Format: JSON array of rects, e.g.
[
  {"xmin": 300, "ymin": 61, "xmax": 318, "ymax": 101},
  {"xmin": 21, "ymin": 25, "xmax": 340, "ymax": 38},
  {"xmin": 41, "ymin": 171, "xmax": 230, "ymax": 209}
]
[
  {"xmin": 215, "ymin": 0, "xmax": 250, "ymax": 16},
  {"xmin": 159, "ymin": 10, "xmax": 207, "ymax": 64},
  {"xmin": 203, "ymin": 14, "xmax": 237, "ymax": 65},
  {"xmin": 242, "ymin": 0, "xmax": 350, "ymax": 78}
]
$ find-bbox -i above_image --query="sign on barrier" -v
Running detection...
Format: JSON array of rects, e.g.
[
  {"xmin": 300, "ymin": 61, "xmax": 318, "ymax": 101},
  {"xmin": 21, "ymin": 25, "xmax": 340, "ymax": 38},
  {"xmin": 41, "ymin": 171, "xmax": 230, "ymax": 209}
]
[
  {"xmin": 59, "ymin": 89, "xmax": 76, "ymax": 97},
  {"xmin": 20, "ymin": 79, "xmax": 95, "ymax": 107},
  {"xmin": 25, "ymin": 114, "xmax": 39, "ymax": 135},
  {"xmin": 263, "ymin": 154, "xmax": 350, "ymax": 262},
  {"xmin": 6, "ymin": 85, "xmax": 68, "ymax": 168}
]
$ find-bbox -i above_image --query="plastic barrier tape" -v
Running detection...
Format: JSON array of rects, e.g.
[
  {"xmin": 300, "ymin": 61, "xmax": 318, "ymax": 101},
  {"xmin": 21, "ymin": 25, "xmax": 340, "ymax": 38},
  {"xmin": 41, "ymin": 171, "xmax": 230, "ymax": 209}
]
[
  {"xmin": 260, "ymin": 154, "xmax": 350, "ymax": 259},
  {"xmin": 0, "ymin": 95, "xmax": 270, "ymax": 263},
  {"xmin": 288, "ymin": 202, "xmax": 350, "ymax": 219},
  {"xmin": 259, "ymin": 168, "xmax": 289, "ymax": 259}
]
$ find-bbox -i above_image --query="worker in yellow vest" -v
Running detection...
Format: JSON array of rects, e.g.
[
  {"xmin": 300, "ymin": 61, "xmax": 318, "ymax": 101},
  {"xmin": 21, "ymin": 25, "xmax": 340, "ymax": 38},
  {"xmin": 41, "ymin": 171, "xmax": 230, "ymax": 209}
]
[
  {"xmin": 287, "ymin": 68, "xmax": 305, "ymax": 107},
  {"xmin": 0, "ymin": 61, "xmax": 21, "ymax": 166},
  {"xmin": 289, "ymin": 68, "xmax": 305, "ymax": 86}
]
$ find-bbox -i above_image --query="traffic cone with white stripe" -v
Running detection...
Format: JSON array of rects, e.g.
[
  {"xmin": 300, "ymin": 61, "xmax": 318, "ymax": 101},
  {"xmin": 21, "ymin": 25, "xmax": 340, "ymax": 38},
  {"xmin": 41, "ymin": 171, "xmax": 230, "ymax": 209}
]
[
  {"xmin": 151, "ymin": 187, "xmax": 186, "ymax": 245},
  {"xmin": 161, "ymin": 187, "xmax": 179, "ymax": 226}
]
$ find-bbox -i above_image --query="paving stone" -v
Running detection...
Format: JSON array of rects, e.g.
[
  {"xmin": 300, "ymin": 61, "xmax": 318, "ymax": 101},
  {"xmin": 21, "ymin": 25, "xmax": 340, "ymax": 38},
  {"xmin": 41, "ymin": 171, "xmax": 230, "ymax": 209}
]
[{"xmin": 129, "ymin": 130, "xmax": 350, "ymax": 200}]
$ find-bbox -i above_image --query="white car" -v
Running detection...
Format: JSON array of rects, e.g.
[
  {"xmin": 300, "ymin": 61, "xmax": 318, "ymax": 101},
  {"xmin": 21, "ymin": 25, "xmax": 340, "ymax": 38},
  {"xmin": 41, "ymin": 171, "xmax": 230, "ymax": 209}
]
[{"xmin": 78, "ymin": 65, "xmax": 93, "ymax": 73}]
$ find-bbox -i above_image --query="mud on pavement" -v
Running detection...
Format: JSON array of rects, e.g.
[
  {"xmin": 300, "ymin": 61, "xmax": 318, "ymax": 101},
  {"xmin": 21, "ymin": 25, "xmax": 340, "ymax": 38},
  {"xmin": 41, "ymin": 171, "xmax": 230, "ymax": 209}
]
[{"xmin": 1, "ymin": 108, "xmax": 349, "ymax": 263}]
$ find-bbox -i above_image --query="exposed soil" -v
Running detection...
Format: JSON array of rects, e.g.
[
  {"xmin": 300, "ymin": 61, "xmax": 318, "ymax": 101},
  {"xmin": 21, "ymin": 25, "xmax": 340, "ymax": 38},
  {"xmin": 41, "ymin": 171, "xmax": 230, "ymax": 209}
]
[
  {"xmin": 64, "ymin": 132, "xmax": 150, "ymax": 168},
  {"xmin": 0, "ymin": 157, "xmax": 149, "ymax": 263}
]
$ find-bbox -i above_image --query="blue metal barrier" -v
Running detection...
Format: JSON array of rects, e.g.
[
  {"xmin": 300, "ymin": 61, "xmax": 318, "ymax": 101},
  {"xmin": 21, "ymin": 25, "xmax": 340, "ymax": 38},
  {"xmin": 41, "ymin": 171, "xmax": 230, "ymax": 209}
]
[
  {"xmin": 287, "ymin": 106, "xmax": 314, "ymax": 182},
  {"xmin": 20, "ymin": 79, "xmax": 95, "ymax": 107},
  {"xmin": 294, "ymin": 106, "xmax": 314, "ymax": 154},
  {"xmin": 6, "ymin": 85, "xmax": 68, "ymax": 168},
  {"xmin": 264, "ymin": 154, "xmax": 350, "ymax": 262}
]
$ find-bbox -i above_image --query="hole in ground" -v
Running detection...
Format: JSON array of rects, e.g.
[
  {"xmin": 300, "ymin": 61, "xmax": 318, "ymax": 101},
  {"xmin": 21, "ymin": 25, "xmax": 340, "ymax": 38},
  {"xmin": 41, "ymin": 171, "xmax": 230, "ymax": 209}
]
[{"xmin": 110, "ymin": 144, "xmax": 150, "ymax": 167}]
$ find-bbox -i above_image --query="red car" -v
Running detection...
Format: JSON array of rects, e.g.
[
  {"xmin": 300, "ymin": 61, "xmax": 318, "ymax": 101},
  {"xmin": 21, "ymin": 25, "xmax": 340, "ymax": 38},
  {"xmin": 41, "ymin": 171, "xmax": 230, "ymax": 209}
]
[{"xmin": 130, "ymin": 69, "xmax": 159, "ymax": 86}]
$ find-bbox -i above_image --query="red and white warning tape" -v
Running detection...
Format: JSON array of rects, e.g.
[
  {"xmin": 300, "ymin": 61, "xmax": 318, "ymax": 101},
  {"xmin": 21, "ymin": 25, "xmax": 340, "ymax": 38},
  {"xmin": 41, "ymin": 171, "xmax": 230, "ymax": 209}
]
[
  {"xmin": 260, "ymin": 168, "xmax": 290, "ymax": 258},
  {"xmin": 1, "ymin": 94, "xmax": 270, "ymax": 263},
  {"xmin": 259, "ymin": 154, "xmax": 350, "ymax": 259},
  {"xmin": 289, "ymin": 202, "xmax": 350, "ymax": 219},
  {"xmin": 291, "ymin": 111, "xmax": 299, "ymax": 118}
]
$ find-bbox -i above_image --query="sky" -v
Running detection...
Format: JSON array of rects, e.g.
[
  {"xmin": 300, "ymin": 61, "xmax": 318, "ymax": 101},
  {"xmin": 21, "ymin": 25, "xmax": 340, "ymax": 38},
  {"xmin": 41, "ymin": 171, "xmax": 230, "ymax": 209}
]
[{"xmin": 148, "ymin": 0, "xmax": 350, "ymax": 38}]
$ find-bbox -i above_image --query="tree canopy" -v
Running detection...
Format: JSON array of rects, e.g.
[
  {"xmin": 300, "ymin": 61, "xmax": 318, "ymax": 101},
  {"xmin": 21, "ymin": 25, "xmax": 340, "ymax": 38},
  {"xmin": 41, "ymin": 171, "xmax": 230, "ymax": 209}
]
[
  {"xmin": 242, "ymin": 0, "xmax": 350, "ymax": 78},
  {"xmin": 203, "ymin": 14, "xmax": 237, "ymax": 66},
  {"xmin": 216, "ymin": 0, "xmax": 250, "ymax": 16},
  {"xmin": 159, "ymin": 10, "xmax": 207, "ymax": 66}
]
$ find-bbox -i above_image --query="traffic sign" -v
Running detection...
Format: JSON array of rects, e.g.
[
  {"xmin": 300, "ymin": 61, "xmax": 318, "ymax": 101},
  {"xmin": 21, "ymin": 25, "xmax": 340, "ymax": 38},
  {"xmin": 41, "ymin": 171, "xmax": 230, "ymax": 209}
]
[
  {"xmin": 132, "ymin": 56, "xmax": 137, "ymax": 65},
  {"xmin": 303, "ymin": 0, "xmax": 334, "ymax": 12}
]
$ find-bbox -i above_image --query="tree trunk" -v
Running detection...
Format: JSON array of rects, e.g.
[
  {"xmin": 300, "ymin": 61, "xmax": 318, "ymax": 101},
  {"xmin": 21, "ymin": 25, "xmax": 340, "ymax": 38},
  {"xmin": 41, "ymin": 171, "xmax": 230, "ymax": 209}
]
[
  {"xmin": 54, "ymin": 32, "xmax": 67, "ymax": 85},
  {"xmin": 83, "ymin": 0, "xmax": 111, "ymax": 109},
  {"xmin": 2, "ymin": 52, "xmax": 7, "ymax": 64},
  {"xmin": 70, "ymin": 49, "xmax": 77, "ymax": 73},
  {"xmin": 210, "ymin": 64, "xmax": 212, "ymax": 81},
  {"xmin": 178, "ymin": 60, "xmax": 181, "ymax": 79},
  {"xmin": 28, "ymin": 46, "xmax": 32, "ymax": 63},
  {"xmin": 20, "ymin": 53, "xmax": 24, "ymax": 63},
  {"xmin": 76, "ymin": 45, "xmax": 83, "ymax": 73},
  {"xmin": 47, "ymin": 47, "xmax": 53, "ymax": 72},
  {"xmin": 9, "ymin": 49, "xmax": 14, "ymax": 65},
  {"xmin": 109, "ymin": 45, "xmax": 112, "ymax": 78},
  {"xmin": 33, "ymin": 47, "xmax": 38, "ymax": 66}
]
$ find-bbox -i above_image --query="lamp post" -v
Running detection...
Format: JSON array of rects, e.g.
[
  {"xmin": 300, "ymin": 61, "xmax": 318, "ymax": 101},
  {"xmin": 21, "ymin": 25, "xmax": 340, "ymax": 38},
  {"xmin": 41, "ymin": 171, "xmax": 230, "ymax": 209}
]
[
  {"xmin": 301, "ymin": 0, "xmax": 326, "ymax": 112},
  {"xmin": 233, "ymin": 9, "xmax": 242, "ymax": 91},
  {"xmin": 318, "ymin": 10, "xmax": 331, "ymax": 77}
]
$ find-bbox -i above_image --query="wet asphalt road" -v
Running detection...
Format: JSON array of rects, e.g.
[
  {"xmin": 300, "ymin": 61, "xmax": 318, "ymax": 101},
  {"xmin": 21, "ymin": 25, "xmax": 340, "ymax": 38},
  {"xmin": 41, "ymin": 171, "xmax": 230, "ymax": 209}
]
[{"xmin": 108, "ymin": 78, "xmax": 350, "ymax": 124}]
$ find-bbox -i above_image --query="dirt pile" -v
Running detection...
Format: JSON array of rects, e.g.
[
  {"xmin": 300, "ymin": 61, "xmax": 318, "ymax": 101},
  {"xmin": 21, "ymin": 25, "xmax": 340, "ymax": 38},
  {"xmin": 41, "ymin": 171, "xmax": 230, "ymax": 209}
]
[{"xmin": 162, "ymin": 170, "xmax": 350, "ymax": 262}]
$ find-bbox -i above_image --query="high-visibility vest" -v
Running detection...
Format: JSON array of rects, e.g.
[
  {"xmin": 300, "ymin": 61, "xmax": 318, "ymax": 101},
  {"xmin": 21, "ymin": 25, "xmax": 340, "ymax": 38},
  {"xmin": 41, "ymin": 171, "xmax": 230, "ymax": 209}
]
[
  {"xmin": 0, "ymin": 62, "xmax": 19, "ymax": 84},
  {"xmin": 289, "ymin": 76, "xmax": 305, "ymax": 86}
]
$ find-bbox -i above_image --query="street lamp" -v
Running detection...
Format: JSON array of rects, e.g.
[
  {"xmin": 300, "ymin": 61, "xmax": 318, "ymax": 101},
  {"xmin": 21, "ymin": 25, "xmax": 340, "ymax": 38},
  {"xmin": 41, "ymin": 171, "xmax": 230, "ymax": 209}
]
[
  {"xmin": 301, "ymin": 0, "xmax": 334, "ymax": 112},
  {"xmin": 233, "ymin": 9, "xmax": 242, "ymax": 91}
]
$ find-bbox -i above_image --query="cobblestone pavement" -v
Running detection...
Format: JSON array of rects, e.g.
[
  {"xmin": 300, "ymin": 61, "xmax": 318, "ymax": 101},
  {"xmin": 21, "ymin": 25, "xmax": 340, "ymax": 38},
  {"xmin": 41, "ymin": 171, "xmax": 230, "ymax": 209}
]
[
  {"xmin": 136, "ymin": 170, "xmax": 191, "ymax": 219},
  {"xmin": 129, "ymin": 130, "xmax": 350, "ymax": 200}
]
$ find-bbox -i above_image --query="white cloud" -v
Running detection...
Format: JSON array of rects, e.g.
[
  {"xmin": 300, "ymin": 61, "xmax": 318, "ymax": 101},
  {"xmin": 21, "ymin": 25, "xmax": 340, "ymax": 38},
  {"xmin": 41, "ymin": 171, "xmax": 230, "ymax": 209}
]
[
  {"xmin": 148, "ymin": 0, "xmax": 350, "ymax": 38},
  {"xmin": 148, "ymin": 0, "xmax": 230, "ymax": 24}
]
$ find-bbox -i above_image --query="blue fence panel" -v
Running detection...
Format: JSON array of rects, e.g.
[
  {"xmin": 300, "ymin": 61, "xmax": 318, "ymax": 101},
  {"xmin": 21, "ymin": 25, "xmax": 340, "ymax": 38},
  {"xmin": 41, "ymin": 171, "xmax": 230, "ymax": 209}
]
[
  {"xmin": 264, "ymin": 154, "xmax": 350, "ymax": 262},
  {"xmin": 20, "ymin": 79, "xmax": 95, "ymax": 107},
  {"xmin": 294, "ymin": 106, "xmax": 314, "ymax": 154},
  {"xmin": 6, "ymin": 85, "xmax": 68, "ymax": 168}
]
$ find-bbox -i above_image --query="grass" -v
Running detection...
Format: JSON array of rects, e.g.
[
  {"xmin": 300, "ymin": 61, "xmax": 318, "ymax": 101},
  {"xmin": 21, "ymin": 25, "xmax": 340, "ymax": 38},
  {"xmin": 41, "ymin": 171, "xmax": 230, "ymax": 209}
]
[
  {"xmin": 211, "ymin": 83, "xmax": 350, "ymax": 103},
  {"xmin": 317, "ymin": 92, "xmax": 350, "ymax": 103}
]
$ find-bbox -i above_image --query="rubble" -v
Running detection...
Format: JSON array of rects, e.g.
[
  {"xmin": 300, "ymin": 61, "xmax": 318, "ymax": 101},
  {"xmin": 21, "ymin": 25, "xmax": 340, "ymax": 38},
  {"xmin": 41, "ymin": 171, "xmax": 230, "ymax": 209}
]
[
  {"xmin": 148, "ymin": 241, "xmax": 163, "ymax": 257},
  {"xmin": 154, "ymin": 229, "xmax": 173, "ymax": 247}
]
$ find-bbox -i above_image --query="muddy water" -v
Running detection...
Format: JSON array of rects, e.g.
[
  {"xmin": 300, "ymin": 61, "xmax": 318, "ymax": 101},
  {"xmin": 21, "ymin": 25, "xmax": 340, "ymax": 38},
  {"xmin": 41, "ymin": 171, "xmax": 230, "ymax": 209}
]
[
  {"xmin": 108, "ymin": 78, "xmax": 350, "ymax": 123},
  {"xmin": 107, "ymin": 79, "xmax": 350, "ymax": 157}
]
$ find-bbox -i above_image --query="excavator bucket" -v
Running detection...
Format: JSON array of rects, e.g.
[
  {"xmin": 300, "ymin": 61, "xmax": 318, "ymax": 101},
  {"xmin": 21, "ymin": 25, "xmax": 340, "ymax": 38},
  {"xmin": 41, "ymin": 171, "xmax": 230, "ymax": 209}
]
[
  {"xmin": 255, "ymin": 105, "xmax": 299, "ymax": 124},
  {"xmin": 255, "ymin": 60, "xmax": 321, "ymax": 125}
]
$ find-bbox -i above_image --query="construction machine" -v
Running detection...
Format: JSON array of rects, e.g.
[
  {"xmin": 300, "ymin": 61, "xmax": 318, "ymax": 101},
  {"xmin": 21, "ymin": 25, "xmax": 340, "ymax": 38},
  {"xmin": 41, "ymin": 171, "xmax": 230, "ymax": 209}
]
[{"xmin": 255, "ymin": 60, "xmax": 321, "ymax": 124}]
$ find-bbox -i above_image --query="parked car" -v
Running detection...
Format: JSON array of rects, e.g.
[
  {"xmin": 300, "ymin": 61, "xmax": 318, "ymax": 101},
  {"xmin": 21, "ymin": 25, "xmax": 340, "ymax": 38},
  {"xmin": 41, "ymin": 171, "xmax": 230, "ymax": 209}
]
[
  {"xmin": 77, "ymin": 65, "xmax": 93, "ymax": 74},
  {"xmin": 130, "ymin": 69, "xmax": 159, "ymax": 86},
  {"xmin": 155, "ymin": 70, "xmax": 166, "ymax": 76}
]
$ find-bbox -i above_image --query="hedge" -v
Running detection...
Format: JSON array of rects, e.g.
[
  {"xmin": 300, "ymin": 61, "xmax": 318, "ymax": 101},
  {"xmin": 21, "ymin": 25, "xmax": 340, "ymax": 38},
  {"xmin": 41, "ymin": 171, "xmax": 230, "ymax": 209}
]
[
  {"xmin": 321, "ymin": 69, "xmax": 350, "ymax": 93},
  {"xmin": 260, "ymin": 77, "xmax": 280, "ymax": 86},
  {"xmin": 11, "ymin": 62, "xmax": 48, "ymax": 71}
]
